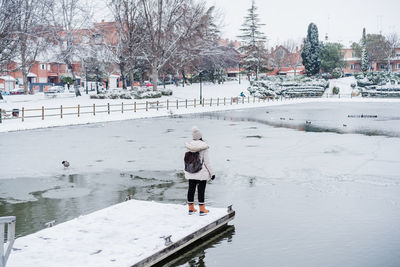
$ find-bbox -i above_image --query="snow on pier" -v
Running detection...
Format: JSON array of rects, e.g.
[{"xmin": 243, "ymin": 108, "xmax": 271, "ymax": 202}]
[{"xmin": 7, "ymin": 200, "xmax": 235, "ymax": 267}]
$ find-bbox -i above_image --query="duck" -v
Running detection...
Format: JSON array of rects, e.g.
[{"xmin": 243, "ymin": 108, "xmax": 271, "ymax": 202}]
[
  {"xmin": 306, "ymin": 120, "xmax": 311, "ymax": 124},
  {"xmin": 62, "ymin": 161, "xmax": 70, "ymax": 168}
]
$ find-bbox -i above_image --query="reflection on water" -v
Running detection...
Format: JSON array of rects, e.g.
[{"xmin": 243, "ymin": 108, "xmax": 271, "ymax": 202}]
[
  {"xmin": 159, "ymin": 226, "xmax": 235, "ymax": 267},
  {"xmin": 0, "ymin": 171, "xmax": 186, "ymax": 237}
]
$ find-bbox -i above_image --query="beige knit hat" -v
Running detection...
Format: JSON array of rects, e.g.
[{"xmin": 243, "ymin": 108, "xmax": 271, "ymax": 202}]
[{"xmin": 192, "ymin": 126, "xmax": 202, "ymax": 140}]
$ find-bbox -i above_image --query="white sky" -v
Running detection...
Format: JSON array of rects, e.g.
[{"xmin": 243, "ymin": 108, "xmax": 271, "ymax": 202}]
[{"xmin": 92, "ymin": 0, "xmax": 400, "ymax": 48}]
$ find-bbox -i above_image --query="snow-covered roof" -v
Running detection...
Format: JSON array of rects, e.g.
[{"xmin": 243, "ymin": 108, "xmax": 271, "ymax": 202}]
[
  {"xmin": 27, "ymin": 72, "xmax": 37, "ymax": 77},
  {"xmin": 109, "ymin": 74, "xmax": 120, "ymax": 78},
  {"xmin": 0, "ymin": 75, "xmax": 15, "ymax": 81}
]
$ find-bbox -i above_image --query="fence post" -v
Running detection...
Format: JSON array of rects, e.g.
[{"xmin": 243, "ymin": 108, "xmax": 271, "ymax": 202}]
[
  {"xmin": 42, "ymin": 106, "xmax": 44, "ymax": 120},
  {"xmin": 202, "ymin": 98, "xmax": 205, "ymax": 107},
  {"xmin": 78, "ymin": 105, "xmax": 80, "ymax": 117},
  {"xmin": 253, "ymin": 96, "xmax": 255, "ymax": 103},
  {"xmin": 146, "ymin": 101, "xmax": 148, "ymax": 111},
  {"xmin": 167, "ymin": 99, "xmax": 169, "ymax": 110},
  {"xmin": 210, "ymin": 98, "xmax": 212, "ymax": 107},
  {"xmin": 217, "ymin": 97, "xmax": 219, "ymax": 106},
  {"xmin": 224, "ymin": 97, "xmax": 226, "ymax": 105},
  {"xmin": 231, "ymin": 97, "xmax": 233, "ymax": 105},
  {"xmin": 134, "ymin": 102, "xmax": 136, "ymax": 112},
  {"xmin": 122, "ymin": 102, "xmax": 124, "ymax": 113},
  {"xmin": 60, "ymin": 105, "xmax": 63, "ymax": 119},
  {"xmin": 176, "ymin": 99, "xmax": 178, "ymax": 109},
  {"xmin": 248, "ymin": 96, "xmax": 250, "ymax": 103},
  {"xmin": 93, "ymin": 104, "xmax": 95, "ymax": 116},
  {"xmin": 339, "ymin": 94, "xmax": 340, "ymax": 99},
  {"xmin": 157, "ymin": 101, "xmax": 159, "ymax": 111},
  {"xmin": 185, "ymin": 99, "xmax": 187, "ymax": 108},
  {"xmin": 107, "ymin": 103, "xmax": 110, "ymax": 114},
  {"xmin": 194, "ymin": 98, "xmax": 196, "ymax": 108},
  {"xmin": 22, "ymin": 107, "xmax": 24, "ymax": 122},
  {"xmin": 0, "ymin": 108, "xmax": 2, "ymax": 124}
]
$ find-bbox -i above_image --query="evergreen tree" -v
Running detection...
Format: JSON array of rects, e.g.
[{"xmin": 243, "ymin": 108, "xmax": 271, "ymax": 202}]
[
  {"xmin": 361, "ymin": 28, "xmax": 369, "ymax": 73},
  {"xmin": 238, "ymin": 0, "xmax": 267, "ymax": 80},
  {"xmin": 301, "ymin": 23, "xmax": 321, "ymax": 76}
]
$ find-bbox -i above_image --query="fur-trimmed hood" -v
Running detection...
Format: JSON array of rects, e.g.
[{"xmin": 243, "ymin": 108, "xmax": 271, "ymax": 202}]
[{"xmin": 185, "ymin": 140, "xmax": 209, "ymax": 152}]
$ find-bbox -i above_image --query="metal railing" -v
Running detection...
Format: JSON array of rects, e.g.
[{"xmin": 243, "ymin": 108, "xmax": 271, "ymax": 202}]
[
  {"xmin": 0, "ymin": 216, "xmax": 16, "ymax": 267},
  {"xmin": 0, "ymin": 93, "xmax": 357, "ymax": 123}
]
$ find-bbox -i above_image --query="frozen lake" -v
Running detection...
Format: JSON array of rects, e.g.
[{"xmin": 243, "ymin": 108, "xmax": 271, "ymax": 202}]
[{"xmin": 1, "ymin": 102, "xmax": 400, "ymax": 266}]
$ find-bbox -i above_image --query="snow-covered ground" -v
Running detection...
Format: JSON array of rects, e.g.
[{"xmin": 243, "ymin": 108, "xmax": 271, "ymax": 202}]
[
  {"xmin": 0, "ymin": 77, "xmax": 375, "ymax": 133},
  {"xmin": 1, "ymin": 80, "xmax": 400, "ymax": 266},
  {"xmin": 7, "ymin": 199, "xmax": 229, "ymax": 267}
]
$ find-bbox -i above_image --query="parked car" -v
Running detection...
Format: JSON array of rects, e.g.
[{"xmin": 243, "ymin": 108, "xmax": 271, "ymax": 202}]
[
  {"xmin": 143, "ymin": 81, "xmax": 153, "ymax": 87},
  {"xmin": 9, "ymin": 88, "xmax": 24, "ymax": 95},
  {"xmin": 48, "ymin": 86, "xmax": 64, "ymax": 93}
]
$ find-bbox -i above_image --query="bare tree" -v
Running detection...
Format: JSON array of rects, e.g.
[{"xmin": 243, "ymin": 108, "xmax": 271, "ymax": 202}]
[
  {"xmin": 385, "ymin": 33, "xmax": 399, "ymax": 72},
  {"xmin": 47, "ymin": 0, "xmax": 91, "ymax": 96},
  {"xmin": 283, "ymin": 39, "xmax": 302, "ymax": 76},
  {"xmin": 0, "ymin": 0, "xmax": 19, "ymax": 69},
  {"xmin": 140, "ymin": 0, "xmax": 210, "ymax": 90},
  {"xmin": 269, "ymin": 45, "xmax": 289, "ymax": 75},
  {"xmin": 15, "ymin": 0, "xmax": 52, "ymax": 94},
  {"xmin": 109, "ymin": 0, "xmax": 144, "ymax": 89}
]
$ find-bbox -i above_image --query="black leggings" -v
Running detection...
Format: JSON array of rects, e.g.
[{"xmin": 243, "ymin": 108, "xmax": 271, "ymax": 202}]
[{"xmin": 187, "ymin": 179, "xmax": 207, "ymax": 204}]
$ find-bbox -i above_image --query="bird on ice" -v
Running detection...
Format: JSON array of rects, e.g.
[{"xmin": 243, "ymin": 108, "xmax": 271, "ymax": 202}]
[{"xmin": 62, "ymin": 161, "xmax": 70, "ymax": 168}]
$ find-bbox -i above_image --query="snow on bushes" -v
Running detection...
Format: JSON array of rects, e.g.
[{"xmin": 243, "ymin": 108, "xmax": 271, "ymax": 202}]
[
  {"xmin": 354, "ymin": 71, "xmax": 400, "ymax": 98},
  {"xmin": 248, "ymin": 76, "xmax": 329, "ymax": 98},
  {"xmin": 89, "ymin": 87, "xmax": 173, "ymax": 100}
]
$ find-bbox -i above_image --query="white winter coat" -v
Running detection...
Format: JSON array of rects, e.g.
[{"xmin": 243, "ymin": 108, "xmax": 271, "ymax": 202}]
[{"xmin": 184, "ymin": 140, "xmax": 215, "ymax": 181}]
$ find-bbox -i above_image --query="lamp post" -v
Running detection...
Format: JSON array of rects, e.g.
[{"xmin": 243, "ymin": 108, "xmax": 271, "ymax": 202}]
[
  {"xmin": 199, "ymin": 71, "xmax": 203, "ymax": 104},
  {"xmin": 85, "ymin": 65, "xmax": 88, "ymax": 94},
  {"xmin": 238, "ymin": 63, "xmax": 241, "ymax": 84},
  {"xmin": 95, "ymin": 67, "xmax": 99, "ymax": 94}
]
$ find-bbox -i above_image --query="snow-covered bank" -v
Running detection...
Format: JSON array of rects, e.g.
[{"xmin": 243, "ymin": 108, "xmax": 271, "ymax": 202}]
[
  {"xmin": 7, "ymin": 199, "xmax": 231, "ymax": 267},
  {"xmin": 1, "ymin": 96, "xmax": 400, "ymax": 133}
]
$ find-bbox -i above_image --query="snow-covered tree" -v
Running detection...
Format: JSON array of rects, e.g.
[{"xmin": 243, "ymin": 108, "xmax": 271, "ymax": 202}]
[
  {"xmin": 385, "ymin": 33, "xmax": 399, "ymax": 72},
  {"xmin": 15, "ymin": 0, "xmax": 52, "ymax": 94},
  {"xmin": 361, "ymin": 28, "xmax": 369, "ymax": 73},
  {"xmin": 238, "ymin": 0, "xmax": 267, "ymax": 80},
  {"xmin": 140, "ymin": 0, "xmax": 211, "ymax": 91},
  {"xmin": 283, "ymin": 39, "xmax": 302, "ymax": 76},
  {"xmin": 301, "ymin": 23, "xmax": 321, "ymax": 76},
  {"xmin": 109, "ymin": 0, "xmax": 144, "ymax": 89},
  {"xmin": 0, "ymin": 0, "xmax": 19, "ymax": 69},
  {"xmin": 47, "ymin": 0, "xmax": 92, "ymax": 96}
]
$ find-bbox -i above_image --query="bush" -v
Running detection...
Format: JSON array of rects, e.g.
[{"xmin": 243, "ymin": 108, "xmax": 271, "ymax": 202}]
[
  {"xmin": 332, "ymin": 86, "xmax": 340, "ymax": 95},
  {"xmin": 331, "ymin": 68, "xmax": 342, "ymax": 79}
]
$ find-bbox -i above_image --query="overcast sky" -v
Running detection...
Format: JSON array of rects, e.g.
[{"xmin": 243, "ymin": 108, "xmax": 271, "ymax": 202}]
[
  {"xmin": 205, "ymin": 0, "xmax": 400, "ymax": 47},
  {"xmin": 93, "ymin": 0, "xmax": 400, "ymax": 48}
]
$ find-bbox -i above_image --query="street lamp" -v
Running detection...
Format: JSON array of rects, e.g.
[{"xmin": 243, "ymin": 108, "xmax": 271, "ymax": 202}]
[
  {"xmin": 238, "ymin": 63, "xmax": 241, "ymax": 84},
  {"xmin": 95, "ymin": 67, "xmax": 99, "ymax": 94},
  {"xmin": 85, "ymin": 65, "xmax": 88, "ymax": 94},
  {"xmin": 199, "ymin": 71, "xmax": 203, "ymax": 104}
]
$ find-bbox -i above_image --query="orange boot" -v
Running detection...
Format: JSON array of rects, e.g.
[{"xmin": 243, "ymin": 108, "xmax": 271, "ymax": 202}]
[
  {"xmin": 199, "ymin": 204, "xmax": 209, "ymax": 216},
  {"xmin": 188, "ymin": 203, "xmax": 197, "ymax": 215}
]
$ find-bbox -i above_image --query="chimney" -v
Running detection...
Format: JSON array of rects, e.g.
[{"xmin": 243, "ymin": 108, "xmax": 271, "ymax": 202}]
[{"xmin": 101, "ymin": 19, "xmax": 105, "ymax": 23}]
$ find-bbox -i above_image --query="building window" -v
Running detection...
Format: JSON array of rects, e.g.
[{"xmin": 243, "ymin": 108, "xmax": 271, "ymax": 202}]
[
  {"xmin": 47, "ymin": 64, "xmax": 50, "ymax": 71},
  {"xmin": 40, "ymin": 64, "xmax": 45, "ymax": 70},
  {"xmin": 397, "ymin": 63, "xmax": 400, "ymax": 69},
  {"xmin": 380, "ymin": 64, "xmax": 386, "ymax": 69},
  {"xmin": 352, "ymin": 52, "xmax": 356, "ymax": 57},
  {"xmin": 396, "ymin": 53, "xmax": 400, "ymax": 57},
  {"xmin": 350, "ymin": 64, "xmax": 357, "ymax": 70}
]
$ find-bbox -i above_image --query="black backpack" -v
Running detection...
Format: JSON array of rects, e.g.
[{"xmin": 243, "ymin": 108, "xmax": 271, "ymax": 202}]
[{"xmin": 184, "ymin": 151, "xmax": 203, "ymax": 173}]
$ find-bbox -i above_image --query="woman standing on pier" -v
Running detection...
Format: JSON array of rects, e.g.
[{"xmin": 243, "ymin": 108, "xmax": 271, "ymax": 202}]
[{"xmin": 184, "ymin": 126, "xmax": 215, "ymax": 216}]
